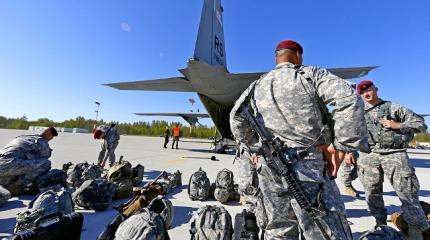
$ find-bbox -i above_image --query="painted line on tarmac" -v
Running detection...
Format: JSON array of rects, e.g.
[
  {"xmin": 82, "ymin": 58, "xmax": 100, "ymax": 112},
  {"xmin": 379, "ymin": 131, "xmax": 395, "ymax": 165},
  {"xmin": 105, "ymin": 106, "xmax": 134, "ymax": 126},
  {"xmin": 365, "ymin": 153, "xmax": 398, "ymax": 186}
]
[{"xmin": 164, "ymin": 156, "xmax": 193, "ymax": 164}]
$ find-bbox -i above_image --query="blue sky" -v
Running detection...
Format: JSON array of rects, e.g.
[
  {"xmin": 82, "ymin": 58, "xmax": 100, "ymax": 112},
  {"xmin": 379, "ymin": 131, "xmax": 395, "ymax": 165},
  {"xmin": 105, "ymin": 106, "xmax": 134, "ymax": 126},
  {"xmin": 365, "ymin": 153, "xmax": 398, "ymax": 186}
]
[{"xmin": 0, "ymin": 0, "xmax": 429, "ymax": 126}]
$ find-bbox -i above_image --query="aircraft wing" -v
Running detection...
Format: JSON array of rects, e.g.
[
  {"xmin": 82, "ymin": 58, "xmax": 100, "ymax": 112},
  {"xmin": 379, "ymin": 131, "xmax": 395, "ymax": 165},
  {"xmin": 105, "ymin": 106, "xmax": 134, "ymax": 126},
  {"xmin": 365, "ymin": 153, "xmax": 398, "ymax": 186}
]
[
  {"xmin": 327, "ymin": 66, "xmax": 379, "ymax": 79},
  {"xmin": 229, "ymin": 66, "xmax": 378, "ymax": 82},
  {"xmin": 420, "ymin": 114, "xmax": 430, "ymax": 117},
  {"xmin": 104, "ymin": 77, "xmax": 194, "ymax": 92},
  {"xmin": 134, "ymin": 113, "xmax": 210, "ymax": 118}
]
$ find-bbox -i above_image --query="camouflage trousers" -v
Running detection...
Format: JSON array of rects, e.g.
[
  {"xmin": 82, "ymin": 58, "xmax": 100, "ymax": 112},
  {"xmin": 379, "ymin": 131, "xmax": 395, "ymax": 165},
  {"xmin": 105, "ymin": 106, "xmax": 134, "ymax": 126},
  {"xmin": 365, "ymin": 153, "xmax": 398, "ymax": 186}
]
[
  {"xmin": 256, "ymin": 149, "xmax": 352, "ymax": 240},
  {"xmin": 236, "ymin": 147, "xmax": 259, "ymax": 203},
  {"xmin": 0, "ymin": 158, "xmax": 51, "ymax": 195},
  {"xmin": 340, "ymin": 160, "xmax": 358, "ymax": 187},
  {"xmin": 357, "ymin": 151, "xmax": 429, "ymax": 231},
  {"xmin": 97, "ymin": 142, "xmax": 118, "ymax": 167}
]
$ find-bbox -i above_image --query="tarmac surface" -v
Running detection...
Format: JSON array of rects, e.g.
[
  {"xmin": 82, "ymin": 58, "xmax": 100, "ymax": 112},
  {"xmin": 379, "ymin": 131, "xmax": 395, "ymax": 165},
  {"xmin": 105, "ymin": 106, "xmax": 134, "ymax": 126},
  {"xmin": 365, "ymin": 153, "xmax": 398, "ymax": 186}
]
[{"xmin": 1, "ymin": 128, "xmax": 430, "ymax": 239}]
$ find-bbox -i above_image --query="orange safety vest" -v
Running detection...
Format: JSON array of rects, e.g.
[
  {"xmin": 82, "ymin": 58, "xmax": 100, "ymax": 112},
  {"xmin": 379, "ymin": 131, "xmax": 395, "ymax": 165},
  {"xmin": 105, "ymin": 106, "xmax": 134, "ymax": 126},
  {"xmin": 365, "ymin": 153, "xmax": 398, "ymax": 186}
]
[{"xmin": 173, "ymin": 127, "xmax": 181, "ymax": 137}]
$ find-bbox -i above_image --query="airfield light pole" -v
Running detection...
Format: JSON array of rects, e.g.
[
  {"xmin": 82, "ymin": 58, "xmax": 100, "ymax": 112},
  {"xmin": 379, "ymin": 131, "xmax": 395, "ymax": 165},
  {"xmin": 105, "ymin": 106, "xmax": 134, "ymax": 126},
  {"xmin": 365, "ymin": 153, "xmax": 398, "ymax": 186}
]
[{"xmin": 94, "ymin": 101, "xmax": 101, "ymax": 130}]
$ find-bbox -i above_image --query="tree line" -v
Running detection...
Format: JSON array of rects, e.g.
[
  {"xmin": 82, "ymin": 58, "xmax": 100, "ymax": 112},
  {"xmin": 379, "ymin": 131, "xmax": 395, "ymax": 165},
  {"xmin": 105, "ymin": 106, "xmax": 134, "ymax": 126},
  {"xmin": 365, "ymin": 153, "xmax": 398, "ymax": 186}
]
[
  {"xmin": 0, "ymin": 115, "xmax": 429, "ymax": 142},
  {"xmin": 0, "ymin": 115, "xmax": 219, "ymax": 139}
]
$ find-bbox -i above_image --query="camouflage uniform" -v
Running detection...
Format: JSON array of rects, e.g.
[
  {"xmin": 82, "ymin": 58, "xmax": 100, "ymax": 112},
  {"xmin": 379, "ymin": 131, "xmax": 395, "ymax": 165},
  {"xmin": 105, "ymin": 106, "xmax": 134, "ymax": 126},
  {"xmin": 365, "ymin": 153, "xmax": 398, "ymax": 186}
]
[
  {"xmin": 340, "ymin": 151, "xmax": 359, "ymax": 187},
  {"xmin": 97, "ymin": 125, "xmax": 120, "ymax": 167},
  {"xmin": 230, "ymin": 62, "xmax": 368, "ymax": 239},
  {"xmin": 0, "ymin": 135, "xmax": 52, "ymax": 194},
  {"xmin": 357, "ymin": 100, "xmax": 429, "ymax": 231}
]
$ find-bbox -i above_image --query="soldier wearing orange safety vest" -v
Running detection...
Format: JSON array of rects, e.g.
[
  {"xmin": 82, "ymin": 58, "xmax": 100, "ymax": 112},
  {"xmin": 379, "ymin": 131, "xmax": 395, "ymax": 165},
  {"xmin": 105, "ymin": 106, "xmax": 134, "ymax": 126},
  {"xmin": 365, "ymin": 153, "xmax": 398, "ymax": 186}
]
[{"xmin": 171, "ymin": 124, "xmax": 181, "ymax": 149}]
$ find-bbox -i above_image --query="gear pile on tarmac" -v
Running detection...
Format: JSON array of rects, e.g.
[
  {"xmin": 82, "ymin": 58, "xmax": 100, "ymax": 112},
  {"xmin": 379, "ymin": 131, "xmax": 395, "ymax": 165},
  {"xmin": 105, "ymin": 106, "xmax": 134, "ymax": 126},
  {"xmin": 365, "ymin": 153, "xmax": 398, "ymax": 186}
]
[{"xmin": 0, "ymin": 129, "xmax": 430, "ymax": 239}]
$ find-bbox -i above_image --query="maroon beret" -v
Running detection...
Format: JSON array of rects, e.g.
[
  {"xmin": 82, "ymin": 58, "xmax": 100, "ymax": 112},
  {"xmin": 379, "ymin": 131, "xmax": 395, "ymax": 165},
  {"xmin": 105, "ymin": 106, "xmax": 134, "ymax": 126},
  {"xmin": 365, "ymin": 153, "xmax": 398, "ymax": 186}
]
[
  {"xmin": 93, "ymin": 129, "xmax": 103, "ymax": 139},
  {"xmin": 357, "ymin": 80, "xmax": 374, "ymax": 94},
  {"xmin": 275, "ymin": 40, "xmax": 303, "ymax": 54}
]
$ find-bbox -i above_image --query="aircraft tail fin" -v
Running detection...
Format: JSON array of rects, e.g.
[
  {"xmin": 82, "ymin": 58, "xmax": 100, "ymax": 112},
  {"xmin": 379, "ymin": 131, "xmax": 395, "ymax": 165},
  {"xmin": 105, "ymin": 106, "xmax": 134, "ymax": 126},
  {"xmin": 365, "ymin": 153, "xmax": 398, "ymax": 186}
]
[{"xmin": 194, "ymin": 0, "xmax": 227, "ymax": 68}]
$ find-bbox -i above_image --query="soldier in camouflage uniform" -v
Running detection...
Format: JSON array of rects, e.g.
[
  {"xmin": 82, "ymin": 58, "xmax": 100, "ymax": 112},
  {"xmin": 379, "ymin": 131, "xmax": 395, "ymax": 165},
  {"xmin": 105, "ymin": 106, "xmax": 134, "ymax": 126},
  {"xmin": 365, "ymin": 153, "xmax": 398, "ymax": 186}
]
[
  {"xmin": 0, "ymin": 127, "xmax": 57, "ymax": 196},
  {"xmin": 356, "ymin": 80, "xmax": 429, "ymax": 239},
  {"xmin": 94, "ymin": 124, "xmax": 120, "ymax": 168},
  {"xmin": 230, "ymin": 40, "xmax": 368, "ymax": 239}
]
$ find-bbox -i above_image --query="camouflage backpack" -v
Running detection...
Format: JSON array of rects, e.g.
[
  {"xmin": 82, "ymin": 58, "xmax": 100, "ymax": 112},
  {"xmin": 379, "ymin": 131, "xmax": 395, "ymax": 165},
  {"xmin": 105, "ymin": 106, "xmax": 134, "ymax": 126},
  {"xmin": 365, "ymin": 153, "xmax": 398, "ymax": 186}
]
[
  {"xmin": 214, "ymin": 169, "xmax": 235, "ymax": 203},
  {"xmin": 113, "ymin": 178, "xmax": 134, "ymax": 200},
  {"xmin": 188, "ymin": 168, "xmax": 211, "ymax": 201},
  {"xmin": 147, "ymin": 195, "xmax": 174, "ymax": 229},
  {"xmin": 15, "ymin": 188, "xmax": 74, "ymax": 232},
  {"xmin": 115, "ymin": 208, "xmax": 169, "ymax": 240},
  {"xmin": 34, "ymin": 169, "xmax": 67, "ymax": 193},
  {"xmin": 107, "ymin": 160, "xmax": 133, "ymax": 183},
  {"xmin": 108, "ymin": 160, "xmax": 134, "ymax": 200},
  {"xmin": 67, "ymin": 162, "xmax": 102, "ymax": 188},
  {"xmin": 72, "ymin": 178, "xmax": 116, "ymax": 211},
  {"xmin": 189, "ymin": 205, "xmax": 233, "ymax": 240},
  {"xmin": 0, "ymin": 185, "xmax": 11, "ymax": 207},
  {"xmin": 359, "ymin": 225, "xmax": 406, "ymax": 240}
]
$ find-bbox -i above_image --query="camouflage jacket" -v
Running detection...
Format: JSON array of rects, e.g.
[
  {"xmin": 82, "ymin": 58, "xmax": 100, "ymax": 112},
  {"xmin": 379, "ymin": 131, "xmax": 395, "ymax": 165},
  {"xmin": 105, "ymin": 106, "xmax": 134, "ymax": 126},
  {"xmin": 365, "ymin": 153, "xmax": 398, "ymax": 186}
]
[
  {"xmin": 98, "ymin": 125, "xmax": 120, "ymax": 148},
  {"xmin": 364, "ymin": 99, "xmax": 427, "ymax": 153},
  {"xmin": 0, "ymin": 135, "xmax": 52, "ymax": 160},
  {"xmin": 230, "ymin": 62, "xmax": 368, "ymax": 153}
]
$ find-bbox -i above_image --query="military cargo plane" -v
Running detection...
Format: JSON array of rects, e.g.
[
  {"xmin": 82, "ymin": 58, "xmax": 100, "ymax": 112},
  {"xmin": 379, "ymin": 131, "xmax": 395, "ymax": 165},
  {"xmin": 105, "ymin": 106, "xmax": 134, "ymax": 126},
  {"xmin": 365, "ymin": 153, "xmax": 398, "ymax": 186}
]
[{"xmin": 105, "ymin": 0, "xmax": 377, "ymax": 141}]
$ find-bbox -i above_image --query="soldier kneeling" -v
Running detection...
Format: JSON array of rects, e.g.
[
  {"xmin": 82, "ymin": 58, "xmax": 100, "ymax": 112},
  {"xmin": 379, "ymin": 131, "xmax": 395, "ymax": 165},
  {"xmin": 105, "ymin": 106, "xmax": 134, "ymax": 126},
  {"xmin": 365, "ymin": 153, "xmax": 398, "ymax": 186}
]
[{"xmin": 0, "ymin": 127, "xmax": 58, "ymax": 197}]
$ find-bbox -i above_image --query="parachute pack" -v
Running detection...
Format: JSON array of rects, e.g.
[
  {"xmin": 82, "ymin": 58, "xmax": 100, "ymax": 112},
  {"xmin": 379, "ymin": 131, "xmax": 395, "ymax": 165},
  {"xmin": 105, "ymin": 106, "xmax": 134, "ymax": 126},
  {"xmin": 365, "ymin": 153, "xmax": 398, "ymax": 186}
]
[
  {"xmin": 15, "ymin": 188, "xmax": 74, "ymax": 232},
  {"xmin": 66, "ymin": 162, "xmax": 102, "ymax": 188},
  {"xmin": 72, "ymin": 178, "xmax": 116, "ymax": 211},
  {"xmin": 188, "ymin": 168, "xmax": 211, "ymax": 201},
  {"xmin": 214, "ymin": 168, "xmax": 235, "ymax": 203},
  {"xmin": 190, "ymin": 205, "xmax": 233, "ymax": 240}
]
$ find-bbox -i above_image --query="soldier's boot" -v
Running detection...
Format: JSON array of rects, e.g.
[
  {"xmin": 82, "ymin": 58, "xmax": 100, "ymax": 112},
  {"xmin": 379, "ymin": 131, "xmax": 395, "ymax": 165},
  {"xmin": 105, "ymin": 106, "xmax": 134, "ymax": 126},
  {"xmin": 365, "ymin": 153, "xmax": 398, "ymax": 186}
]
[
  {"xmin": 344, "ymin": 185, "xmax": 359, "ymax": 198},
  {"xmin": 407, "ymin": 225, "xmax": 423, "ymax": 240},
  {"xmin": 375, "ymin": 218, "xmax": 387, "ymax": 227}
]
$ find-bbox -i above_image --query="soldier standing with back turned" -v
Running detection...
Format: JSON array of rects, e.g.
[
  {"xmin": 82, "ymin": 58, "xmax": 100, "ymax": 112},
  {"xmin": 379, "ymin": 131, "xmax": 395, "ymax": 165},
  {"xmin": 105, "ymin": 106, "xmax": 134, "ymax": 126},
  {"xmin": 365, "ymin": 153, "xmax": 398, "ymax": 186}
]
[
  {"xmin": 230, "ymin": 40, "xmax": 368, "ymax": 239},
  {"xmin": 356, "ymin": 80, "xmax": 429, "ymax": 239}
]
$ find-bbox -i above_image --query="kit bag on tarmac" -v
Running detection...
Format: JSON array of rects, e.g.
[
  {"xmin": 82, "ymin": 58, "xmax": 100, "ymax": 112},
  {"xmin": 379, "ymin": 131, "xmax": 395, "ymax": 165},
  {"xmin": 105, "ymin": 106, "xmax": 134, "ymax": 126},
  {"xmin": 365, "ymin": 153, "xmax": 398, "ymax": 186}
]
[
  {"xmin": 115, "ymin": 208, "xmax": 170, "ymax": 240},
  {"xmin": 188, "ymin": 168, "xmax": 211, "ymax": 201},
  {"xmin": 214, "ymin": 169, "xmax": 235, "ymax": 203},
  {"xmin": 72, "ymin": 178, "xmax": 116, "ymax": 211},
  {"xmin": 189, "ymin": 205, "xmax": 233, "ymax": 240},
  {"xmin": 6, "ymin": 212, "xmax": 84, "ymax": 240},
  {"xmin": 33, "ymin": 169, "xmax": 67, "ymax": 193},
  {"xmin": 132, "ymin": 164, "xmax": 145, "ymax": 185},
  {"xmin": 107, "ymin": 159, "xmax": 133, "ymax": 183},
  {"xmin": 147, "ymin": 195, "xmax": 174, "ymax": 229},
  {"xmin": 15, "ymin": 188, "xmax": 74, "ymax": 233},
  {"xmin": 233, "ymin": 209, "xmax": 260, "ymax": 240},
  {"xmin": 66, "ymin": 162, "xmax": 102, "ymax": 188},
  {"xmin": 120, "ymin": 183, "xmax": 164, "ymax": 218}
]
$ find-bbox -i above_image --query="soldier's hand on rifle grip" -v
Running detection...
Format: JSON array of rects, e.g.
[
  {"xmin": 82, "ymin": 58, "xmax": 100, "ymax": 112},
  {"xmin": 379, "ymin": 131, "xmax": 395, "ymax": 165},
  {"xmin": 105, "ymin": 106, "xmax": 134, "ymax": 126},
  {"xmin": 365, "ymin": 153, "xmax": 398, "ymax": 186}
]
[{"xmin": 249, "ymin": 153, "xmax": 262, "ymax": 171}]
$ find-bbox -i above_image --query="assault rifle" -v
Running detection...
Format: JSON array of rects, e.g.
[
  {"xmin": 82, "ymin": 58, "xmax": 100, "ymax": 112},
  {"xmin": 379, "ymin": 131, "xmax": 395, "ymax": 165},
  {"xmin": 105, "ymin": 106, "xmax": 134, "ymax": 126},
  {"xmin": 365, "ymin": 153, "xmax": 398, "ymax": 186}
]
[
  {"xmin": 239, "ymin": 104, "xmax": 332, "ymax": 240},
  {"xmin": 97, "ymin": 171, "xmax": 167, "ymax": 240}
]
